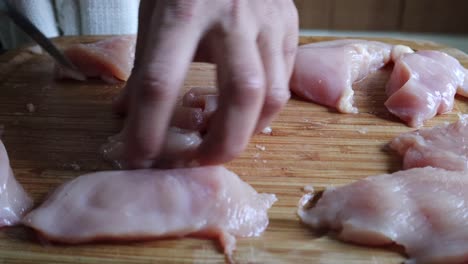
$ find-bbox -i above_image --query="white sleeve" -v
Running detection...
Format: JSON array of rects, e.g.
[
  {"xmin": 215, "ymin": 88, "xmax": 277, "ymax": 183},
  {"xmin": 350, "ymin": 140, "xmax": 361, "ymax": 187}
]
[
  {"xmin": 54, "ymin": 0, "xmax": 81, "ymax": 35},
  {"xmin": 0, "ymin": 0, "xmax": 59, "ymax": 49},
  {"xmin": 0, "ymin": 0, "xmax": 139, "ymax": 50},
  {"xmin": 78, "ymin": 0, "xmax": 139, "ymax": 35},
  {"xmin": 7, "ymin": 0, "xmax": 59, "ymax": 37}
]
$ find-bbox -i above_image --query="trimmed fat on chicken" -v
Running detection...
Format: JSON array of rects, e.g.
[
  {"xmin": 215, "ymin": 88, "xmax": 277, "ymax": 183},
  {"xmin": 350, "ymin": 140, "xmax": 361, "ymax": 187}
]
[
  {"xmin": 389, "ymin": 115, "xmax": 468, "ymax": 171},
  {"xmin": 0, "ymin": 140, "xmax": 33, "ymax": 227},
  {"xmin": 298, "ymin": 167, "xmax": 468, "ymax": 264},
  {"xmin": 290, "ymin": 39, "xmax": 393, "ymax": 113},
  {"xmin": 56, "ymin": 35, "xmax": 136, "ymax": 83},
  {"xmin": 385, "ymin": 50, "xmax": 468, "ymax": 127},
  {"xmin": 22, "ymin": 166, "xmax": 277, "ymax": 256}
]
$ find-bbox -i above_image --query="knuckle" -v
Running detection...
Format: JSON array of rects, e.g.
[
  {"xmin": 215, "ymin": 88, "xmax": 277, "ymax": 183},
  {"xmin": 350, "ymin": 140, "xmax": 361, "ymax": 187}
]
[
  {"xmin": 261, "ymin": 3, "xmax": 276, "ymax": 23},
  {"xmin": 265, "ymin": 88, "xmax": 290, "ymax": 111},
  {"xmin": 232, "ymin": 77, "xmax": 265, "ymax": 105},
  {"xmin": 238, "ymin": 78, "xmax": 264, "ymax": 97},
  {"xmin": 227, "ymin": 0, "xmax": 242, "ymax": 20},
  {"xmin": 137, "ymin": 75, "xmax": 174, "ymax": 102},
  {"xmin": 257, "ymin": 32, "xmax": 282, "ymax": 57},
  {"xmin": 164, "ymin": 0, "xmax": 200, "ymax": 24},
  {"xmin": 217, "ymin": 2, "xmax": 243, "ymax": 34}
]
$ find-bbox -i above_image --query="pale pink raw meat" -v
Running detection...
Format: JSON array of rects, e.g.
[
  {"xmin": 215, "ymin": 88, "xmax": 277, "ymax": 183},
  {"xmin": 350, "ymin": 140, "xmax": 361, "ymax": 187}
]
[
  {"xmin": 389, "ymin": 115, "xmax": 468, "ymax": 171},
  {"xmin": 101, "ymin": 88, "xmax": 219, "ymax": 168},
  {"xmin": 390, "ymin": 45, "xmax": 414, "ymax": 61},
  {"xmin": 0, "ymin": 140, "xmax": 33, "ymax": 227},
  {"xmin": 298, "ymin": 167, "xmax": 468, "ymax": 264},
  {"xmin": 22, "ymin": 166, "xmax": 277, "ymax": 256},
  {"xmin": 290, "ymin": 39, "xmax": 393, "ymax": 113},
  {"xmin": 181, "ymin": 87, "xmax": 218, "ymax": 130},
  {"xmin": 101, "ymin": 127, "xmax": 202, "ymax": 169},
  {"xmin": 182, "ymin": 87, "xmax": 219, "ymax": 113},
  {"xmin": 170, "ymin": 107, "xmax": 207, "ymax": 131},
  {"xmin": 464, "ymin": 70, "xmax": 468, "ymax": 95},
  {"xmin": 57, "ymin": 36, "xmax": 136, "ymax": 83},
  {"xmin": 385, "ymin": 50, "xmax": 467, "ymax": 127}
]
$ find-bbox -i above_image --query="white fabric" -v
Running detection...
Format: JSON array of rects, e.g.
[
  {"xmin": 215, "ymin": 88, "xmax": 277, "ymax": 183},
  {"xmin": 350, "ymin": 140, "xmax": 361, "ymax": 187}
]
[
  {"xmin": 79, "ymin": 0, "xmax": 139, "ymax": 35},
  {"xmin": 54, "ymin": 0, "xmax": 81, "ymax": 35},
  {"xmin": 1, "ymin": 0, "xmax": 59, "ymax": 49},
  {"xmin": 0, "ymin": 0, "xmax": 140, "ymax": 49},
  {"xmin": 9, "ymin": 0, "xmax": 59, "ymax": 37}
]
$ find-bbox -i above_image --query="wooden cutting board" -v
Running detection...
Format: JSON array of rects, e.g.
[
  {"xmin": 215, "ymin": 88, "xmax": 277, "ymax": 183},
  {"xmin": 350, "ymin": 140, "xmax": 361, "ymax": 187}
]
[{"xmin": 0, "ymin": 36, "xmax": 467, "ymax": 264}]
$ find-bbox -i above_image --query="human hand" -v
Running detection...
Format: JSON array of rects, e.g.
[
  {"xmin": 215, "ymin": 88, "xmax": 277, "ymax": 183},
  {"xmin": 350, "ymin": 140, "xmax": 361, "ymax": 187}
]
[{"xmin": 114, "ymin": 0, "xmax": 298, "ymax": 168}]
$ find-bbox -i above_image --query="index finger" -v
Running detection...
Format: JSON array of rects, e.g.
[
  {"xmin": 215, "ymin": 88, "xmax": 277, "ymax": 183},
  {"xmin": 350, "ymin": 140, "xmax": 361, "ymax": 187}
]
[
  {"xmin": 112, "ymin": 0, "xmax": 158, "ymax": 115},
  {"xmin": 123, "ymin": 17, "xmax": 204, "ymax": 168}
]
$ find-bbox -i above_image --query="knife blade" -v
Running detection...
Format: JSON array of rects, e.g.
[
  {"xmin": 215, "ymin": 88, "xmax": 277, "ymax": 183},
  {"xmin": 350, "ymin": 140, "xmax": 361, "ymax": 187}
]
[{"xmin": 4, "ymin": 1, "xmax": 78, "ymax": 71}]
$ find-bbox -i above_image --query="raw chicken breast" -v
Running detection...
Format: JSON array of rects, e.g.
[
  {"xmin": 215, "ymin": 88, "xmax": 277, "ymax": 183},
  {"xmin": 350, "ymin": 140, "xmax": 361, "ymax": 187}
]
[
  {"xmin": 171, "ymin": 87, "xmax": 219, "ymax": 131},
  {"xmin": 0, "ymin": 140, "xmax": 33, "ymax": 227},
  {"xmin": 290, "ymin": 39, "xmax": 392, "ymax": 113},
  {"xmin": 182, "ymin": 87, "xmax": 219, "ymax": 113},
  {"xmin": 462, "ymin": 69, "xmax": 468, "ymax": 97},
  {"xmin": 102, "ymin": 88, "xmax": 218, "ymax": 169},
  {"xmin": 22, "ymin": 166, "xmax": 277, "ymax": 256},
  {"xmin": 385, "ymin": 50, "xmax": 467, "ymax": 127},
  {"xmin": 298, "ymin": 167, "xmax": 468, "ymax": 264},
  {"xmin": 389, "ymin": 115, "xmax": 468, "ymax": 171},
  {"xmin": 57, "ymin": 36, "xmax": 136, "ymax": 83},
  {"xmin": 170, "ymin": 107, "xmax": 207, "ymax": 131},
  {"xmin": 101, "ymin": 127, "xmax": 202, "ymax": 169},
  {"xmin": 390, "ymin": 45, "xmax": 414, "ymax": 61}
]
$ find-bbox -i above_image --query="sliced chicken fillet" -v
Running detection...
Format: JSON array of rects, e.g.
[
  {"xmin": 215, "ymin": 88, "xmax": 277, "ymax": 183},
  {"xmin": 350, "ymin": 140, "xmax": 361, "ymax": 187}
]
[
  {"xmin": 290, "ymin": 39, "xmax": 393, "ymax": 113},
  {"xmin": 0, "ymin": 140, "xmax": 33, "ymax": 227},
  {"xmin": 57, "ymin": 36, "xmax": 136, "ymax": 83},
  {"xmin": 23, "ymin": 166, "xmax": 277, "ymax": 256},
  {"xmin": 299, "ymin": 167, "xmax": 468, "ymax": 264},
  {"xmin": 385, "ymin": 50, "xmax": 467, "ymax": 127},
  {"xmin": 389, "ymin": 114, "xmax": 468, "ymax": 171}
]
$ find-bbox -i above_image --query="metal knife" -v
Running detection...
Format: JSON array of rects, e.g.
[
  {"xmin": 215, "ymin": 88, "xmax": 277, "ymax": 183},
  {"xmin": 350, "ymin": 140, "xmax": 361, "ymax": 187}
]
[{"xmin": 3, "ymin": 1, "xmax": 78, "ymax": 71}]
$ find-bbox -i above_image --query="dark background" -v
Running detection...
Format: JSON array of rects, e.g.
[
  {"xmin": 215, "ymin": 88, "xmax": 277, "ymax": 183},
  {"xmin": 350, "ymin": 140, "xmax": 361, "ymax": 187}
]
[{"xmin": 294, "ymin": 0, "xmax": 468, "ymax": 34}]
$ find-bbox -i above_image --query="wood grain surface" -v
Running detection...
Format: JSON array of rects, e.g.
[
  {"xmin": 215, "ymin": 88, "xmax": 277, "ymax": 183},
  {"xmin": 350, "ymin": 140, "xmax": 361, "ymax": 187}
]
[{"xmin": 0, "ymin": 36, "xmax": 467, "ymax": 264}]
